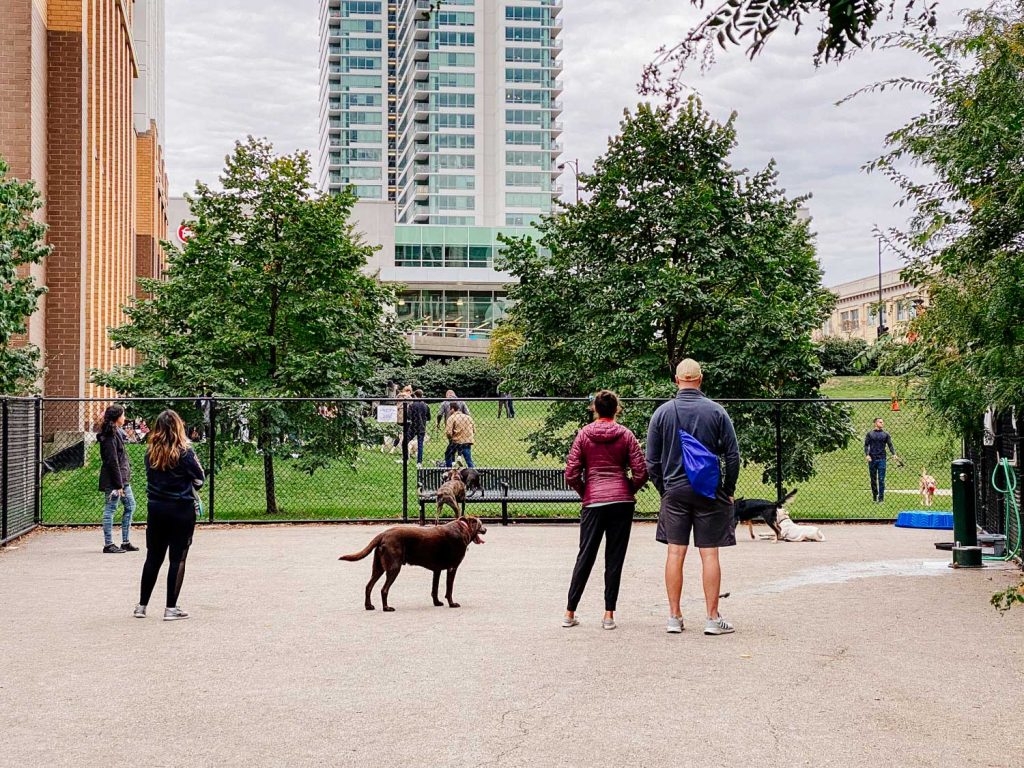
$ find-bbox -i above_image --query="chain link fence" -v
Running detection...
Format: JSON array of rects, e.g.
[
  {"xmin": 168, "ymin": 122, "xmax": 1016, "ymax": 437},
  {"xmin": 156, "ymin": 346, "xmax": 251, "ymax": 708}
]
[
  {"xmin": 22, "ymin": 395, "xmax": 958, "ymax": 532},
  {"xmin": 965, "ymin": 409, "xmax": 1022, "ymax": 566},
  {"xmin": 1, "ymin": 398, "xmax": 40, "ymax": 545}
]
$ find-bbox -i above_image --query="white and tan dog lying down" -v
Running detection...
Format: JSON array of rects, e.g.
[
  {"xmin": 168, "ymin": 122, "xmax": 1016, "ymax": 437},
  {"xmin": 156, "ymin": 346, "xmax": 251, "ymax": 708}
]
[{"xmin": 777, "ymin": 509, "xmax": 825, "ymax": 542}]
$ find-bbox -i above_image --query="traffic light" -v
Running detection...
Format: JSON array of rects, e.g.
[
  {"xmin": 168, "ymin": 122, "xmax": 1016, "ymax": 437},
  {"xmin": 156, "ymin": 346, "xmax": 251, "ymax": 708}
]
[{"xmin": 877, "ymin": 325, "xmax": 889, "ymax": 338}]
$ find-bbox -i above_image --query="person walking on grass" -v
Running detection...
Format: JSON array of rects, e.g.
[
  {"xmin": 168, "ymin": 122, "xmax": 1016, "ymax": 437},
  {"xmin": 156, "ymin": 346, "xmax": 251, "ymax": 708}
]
[
  {"xmin": 98, "ymin": 405, "xmax": 138, "ymax": 554},
  {"xmin": 407, "ymin": 389, "xmax": 430, "ymax": 468},
  {"xmin": 562, "ymin": 390, "xmax": 647, "ymax": 630},
  {"xmin": 444, "ymin": 408, "xmax": 476, "ymax": 468},
  {"xmin": 865, "ymin": 417, "xmax": 898, "ymax": 503},
  {"xmin": 435, "ymin": 389, "xmax": 470, "ymax": 430},
  {"xmin": 646, "ymin": 359, "xmax": 740, "ymax": 636},
  {"xmin": 134, "ymin": 410, "xmax": 205, "ymax": 621}
]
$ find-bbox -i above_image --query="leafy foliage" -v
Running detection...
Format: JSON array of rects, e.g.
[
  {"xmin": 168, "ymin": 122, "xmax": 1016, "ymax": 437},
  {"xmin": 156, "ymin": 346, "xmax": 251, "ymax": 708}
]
[
  {"xmin": 854, "ymin": 2, "xmax": 1024, "ymax": 434},
  {"xmin": 641, "ymin": 0, "xmax": 939, "ymax": 100},
  {"xmin": 366, "ymin": 357, "xmax": 501, "ymax": 399},
  {"xmin": 94, "ymin": 138, "xmax": 409, "ymax": 512},
  {"xmin": 816, "ymin": 336, "xmax": 869, "ymax": 375},
  {"xmin": 0, "ymin": 157, "xmax": 50, "ymax": 394},
  {"xmin": 497, "ymin": 99, "xmax": 851, "ymax": 482},
  {"xmin": 487, "ymin": 321, "xmax": 526, "ymax": 373}
]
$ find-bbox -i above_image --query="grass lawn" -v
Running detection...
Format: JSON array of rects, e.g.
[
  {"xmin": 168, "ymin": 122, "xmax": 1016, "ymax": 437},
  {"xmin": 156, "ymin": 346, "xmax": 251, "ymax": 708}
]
[{"xmin": 41, "ymin": 381, "xmax": 957, "ymax": 524}]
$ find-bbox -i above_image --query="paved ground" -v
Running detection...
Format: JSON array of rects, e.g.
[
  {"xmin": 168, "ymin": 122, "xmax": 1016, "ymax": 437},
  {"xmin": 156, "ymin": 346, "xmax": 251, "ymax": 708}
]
[{"xmin": 1, "ymin": 522, "xmax": 1022, "ymax": 767}]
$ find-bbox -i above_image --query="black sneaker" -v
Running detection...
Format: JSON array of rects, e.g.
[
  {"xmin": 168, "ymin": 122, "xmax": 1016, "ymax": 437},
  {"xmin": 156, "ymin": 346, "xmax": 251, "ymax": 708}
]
[
  {"xmin": 103, "ymin": 543, "xmax": 125, "ymax": 554},
  {"xmin": 121, "ymin": 541, "xmax": 139, "ymax": 552}
]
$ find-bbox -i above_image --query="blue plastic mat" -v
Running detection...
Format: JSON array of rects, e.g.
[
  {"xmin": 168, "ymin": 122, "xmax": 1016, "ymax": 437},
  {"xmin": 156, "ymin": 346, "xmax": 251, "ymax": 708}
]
[{"xmin": 895, "ymin": 511, "xmax": 954, "ymax": 530}]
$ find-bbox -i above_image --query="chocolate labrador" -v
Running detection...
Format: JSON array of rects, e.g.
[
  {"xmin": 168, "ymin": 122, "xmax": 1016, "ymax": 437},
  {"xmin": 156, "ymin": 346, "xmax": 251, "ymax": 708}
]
[{"xmin": 339, "ymin": 516, "xmax": 487, "ymax": 611}]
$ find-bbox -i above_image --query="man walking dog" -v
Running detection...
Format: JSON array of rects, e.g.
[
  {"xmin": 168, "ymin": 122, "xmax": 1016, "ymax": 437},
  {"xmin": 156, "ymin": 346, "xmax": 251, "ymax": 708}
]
[
  {"xmin": 647, "ymin": 359, "xmax": 740, "ymax": 636},
  {"xmin": 864, "ymin": 418, "xmax": 898, "ymax": 503}
]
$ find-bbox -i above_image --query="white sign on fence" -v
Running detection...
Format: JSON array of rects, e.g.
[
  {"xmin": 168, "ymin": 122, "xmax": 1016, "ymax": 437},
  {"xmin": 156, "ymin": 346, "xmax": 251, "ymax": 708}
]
[{"xmin": 376, "ymin": 404, "xmax": 398, "ymax": 423}]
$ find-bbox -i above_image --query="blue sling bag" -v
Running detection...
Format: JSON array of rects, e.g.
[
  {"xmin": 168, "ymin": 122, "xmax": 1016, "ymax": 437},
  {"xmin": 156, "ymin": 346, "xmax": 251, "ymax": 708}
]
[{"xmin": 673, "ymin": 400, "xmax": 721, "ymax": 499}]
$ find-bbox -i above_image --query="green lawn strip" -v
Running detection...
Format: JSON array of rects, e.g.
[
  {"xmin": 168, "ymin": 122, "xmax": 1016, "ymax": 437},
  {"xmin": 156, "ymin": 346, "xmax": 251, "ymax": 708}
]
[{"xmin": 41, "ymin": 390, "xmax": 955, "ymax": 524}]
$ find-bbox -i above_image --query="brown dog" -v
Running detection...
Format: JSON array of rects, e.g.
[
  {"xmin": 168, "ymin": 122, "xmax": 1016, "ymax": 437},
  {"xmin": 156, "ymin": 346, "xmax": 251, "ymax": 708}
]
[
  {"xmin": 338, "ymin": 516, "xmax": 487, "ymax": 611},
  {"xmin": 435, "ymin": 467, "xmax": 466, "ymax": 523}
]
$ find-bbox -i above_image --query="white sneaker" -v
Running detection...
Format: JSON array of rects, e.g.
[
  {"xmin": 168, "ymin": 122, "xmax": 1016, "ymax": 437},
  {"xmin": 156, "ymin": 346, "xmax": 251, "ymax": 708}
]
[
  {"xmin": 163, "ymin": 606, "xmax": 189, "ymax": 621},
  {"xmin": 133, "ymin": 604, "xmax": 146, "ymax": 618},
  {"xmin": 561, "ymin": 615, "xmax": 579, "ymax": 628},
  {"xmin": 666, "ymin": 615, "xmax": 684, "ymax": 633},
  {"xmin": 704, "ymin": 615, "xmax": 734, "ymax": 635}
]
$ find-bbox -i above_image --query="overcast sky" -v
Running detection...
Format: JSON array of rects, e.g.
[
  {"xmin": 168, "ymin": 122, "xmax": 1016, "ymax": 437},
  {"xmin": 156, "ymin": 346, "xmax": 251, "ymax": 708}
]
[{"xmin": 165, "ymin": 1, "xmax": 972, "ymax": 286}]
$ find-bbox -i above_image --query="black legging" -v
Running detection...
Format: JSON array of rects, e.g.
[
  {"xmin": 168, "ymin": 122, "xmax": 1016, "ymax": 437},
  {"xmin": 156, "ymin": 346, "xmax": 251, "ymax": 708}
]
[
  {"xmin": 139, "ymin": 503, "xmax": 195, "ymax": 608},
  {"xmin": 566, "ymin": 502, "xmax": 634, "ymax": 612}
]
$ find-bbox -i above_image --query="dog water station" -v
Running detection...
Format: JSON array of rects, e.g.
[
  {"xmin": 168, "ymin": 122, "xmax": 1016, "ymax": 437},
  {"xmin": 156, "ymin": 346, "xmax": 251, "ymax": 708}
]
[{"xmin": 949, "ymin": 459, "xmax": 983, "ymax": 568}]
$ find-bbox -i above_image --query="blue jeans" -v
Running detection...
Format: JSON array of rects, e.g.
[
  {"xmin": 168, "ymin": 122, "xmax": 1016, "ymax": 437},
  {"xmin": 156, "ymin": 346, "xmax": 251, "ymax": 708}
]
[
  {"xmin": 445, "ymin": 444, "xmax": 474, "ymax": 468},
  {"xmin": 103, "ymin": 484, "xmax": 137, "ymax": 545},
  {"xmin": 869, "ymin": 459, "xmax": 887, "ymax": 502}
]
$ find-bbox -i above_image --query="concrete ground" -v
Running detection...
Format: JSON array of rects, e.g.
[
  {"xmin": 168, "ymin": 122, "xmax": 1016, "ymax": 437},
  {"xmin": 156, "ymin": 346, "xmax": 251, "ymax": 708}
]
[{"xmin": 1, "ymin": 523, "xmax": 1022, "ymax": 768}]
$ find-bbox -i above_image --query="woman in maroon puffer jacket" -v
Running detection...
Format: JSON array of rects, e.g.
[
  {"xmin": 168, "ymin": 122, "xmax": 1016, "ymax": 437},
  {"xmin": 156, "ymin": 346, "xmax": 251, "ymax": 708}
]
[{"xmin": 562, "ymin": 390, "xmax": 648, "ymax": 630}]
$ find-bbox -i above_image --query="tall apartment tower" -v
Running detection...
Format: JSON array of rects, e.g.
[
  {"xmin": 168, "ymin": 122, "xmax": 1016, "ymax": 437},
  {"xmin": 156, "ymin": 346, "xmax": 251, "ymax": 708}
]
[
  {"xmin": 0, "ymin": 0, "xmax": 168, "ymax": 399},
  {"xmin": 317, "ymin": 0, "xmax": 563, "ymax": 356}
]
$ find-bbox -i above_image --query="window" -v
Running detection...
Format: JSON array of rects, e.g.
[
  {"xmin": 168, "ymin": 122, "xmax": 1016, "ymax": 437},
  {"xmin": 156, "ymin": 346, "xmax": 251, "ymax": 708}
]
[
  {"xmin": 506, "ymin": 192, "xmax": 552, "ymax": 208},
  {"xmin": 432, "ymin": 216, "xmax": 476, "ymax": 225},
  {"xmin": 429, "ymin": 72, "xmax": 475, "ymax": 88},
  {"xmin": 896, "ymin": 301, "xmax": 908, "ymax": 321},
  {"xmin": 505, "ymin": 47, "xmax": 545, "ymax": 63},
  {"xmin": 432, "ymin": 92, "xmax": 475, "ymax": 108},
  {"xmin": 506, "ymin": 150, "xmax": 548, "ymax": 168},
  {"xmin": 338, "ymin": 148, "xmax": 382, "ymax": 162},
  {"xmin": 505, "ymin": 68, "xmax": 550, "ymax": 84},
  {"xmin": 340, "ymin": 74, "xmax": 382, "ymax": 88},
  {"xmin": 340, "ymin": 1, "xmax": 381, "ymax": 16},
  {"xmin": 506, "ymin": 171, "xmax": 550, "ymax": 188},
  {"xmin": 506, "ymin": 27, "xmax": 546, "ymax": 42},
  {"xmin": 430, "ymin": 175, "xmax": 475, "ymax": 191},
  {"xmin": 343, "ymin": 56, "xmax": 381, "ymax": 71},
  {"xmin": 428, "ymin": 52, "xmax": 475, "ymax": 67},
  {"xmin": 506, "ymin": 213, "xmax": 543, "ymax": 226},
  {"xmin": 340, "ymin": 129, "xmax": 382, "ymax": 144},
  {"xmin": 342, "ymin": 92, "xmax": 382, "ymax": 107},
  {"xmin": 436, "ymin": 11, "xmax": 474, "ymax": 25},
  {"xmin": 342, "ymin": 38, "xmax": 382, "ymax": 52},
  {"xmin": 343, "ymin": 111, "xmax": 382, "ymax": 125},
  {"xmin": 431, "ymin": 154, "xmax": 475, "ymax": 169},
  {"xmin": 338, "ymin": 166, "xmax": 382, "ymax": 180},
  {"xmin": 505, "ymin": 130, "xmax": 547, "ymax": 146},
  {"xmin": 435, "ymin": 31, "xmax": 475, "ymax": 46},
  {"xmin": 339, "ymin": 19, "xmax": 381, "ymax": 33},
  {"xmin": 351, "ymin": 184, "xmax": 382, "ymax": 198},
  {"xmin": 506, "ymin": 6, "xmax": 546, "ymax": 21},
  {"xmin": 431, "ymin": 112, "xmax": 475, "ymax": 129},
  {"xmin": 506, "ymin": 109, "xmax": 545, "ymax": 126},
  {"xmin": 433, "ymin": 195, "xmax": 476, "ymax": 210},
  {"xmin": 506, "ymin": 88, "xmax": 548, "ymax": 105},
  {"xmin": 433, "ymin": 134, "xmax": 475, "ymax": 149}
]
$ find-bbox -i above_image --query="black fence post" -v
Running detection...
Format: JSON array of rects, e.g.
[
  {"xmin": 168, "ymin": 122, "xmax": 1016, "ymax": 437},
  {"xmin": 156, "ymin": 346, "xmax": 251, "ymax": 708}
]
[
  {"xmin": 402, "ymin": 415, "xmax": 409, "ymax": 523},
  {"xmin": 774, "ymin": 402, "xmax": 784, "ymax": 505},
  {"xmin": 33, "ymin": 396, "xmax": 42, "ymax": 524},
  {"xmin": 208, "ymin": 398, "xmax": 216, "ymax": 523},
  {"xmin": 2, "ymin": 398, "xmax": 9, "ymax": 542}
]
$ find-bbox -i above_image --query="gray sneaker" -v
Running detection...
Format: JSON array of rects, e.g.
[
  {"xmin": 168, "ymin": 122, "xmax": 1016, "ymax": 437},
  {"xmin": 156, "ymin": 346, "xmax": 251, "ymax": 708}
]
[
  {"xmin": 561, "ymin": 615, "xmax": 579, "ymax": 628},
  {"xmin": 163, "ymin": 607, "xmax": 189, "ymax": 621},
  {"xmin": 704, "ymin": 615, "xmax": 735, "ymax": 635},
  {"xmin": 133, "ymin": 604, "xmax": 146, "ymax": 618},
  {"xmin": 602, "ymin": 617, "xmax": 617, "ymax": 630},
  {"xmin": 666, "ymin": 615, "xmax": 684, "ymax": 633}
]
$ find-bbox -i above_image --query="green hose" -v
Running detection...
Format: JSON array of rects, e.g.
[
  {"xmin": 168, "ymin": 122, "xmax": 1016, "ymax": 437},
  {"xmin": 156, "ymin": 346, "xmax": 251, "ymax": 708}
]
[{"xmin": 984, "ymin": 458, "xmax": 1022, "ymax": 561}]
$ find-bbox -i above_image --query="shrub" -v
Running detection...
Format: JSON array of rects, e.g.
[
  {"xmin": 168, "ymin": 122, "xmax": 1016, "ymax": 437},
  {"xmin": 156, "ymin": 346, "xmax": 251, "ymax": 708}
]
[{"xmin": 816, "ymin": 336, "xmax": 869, "ymax": 376}]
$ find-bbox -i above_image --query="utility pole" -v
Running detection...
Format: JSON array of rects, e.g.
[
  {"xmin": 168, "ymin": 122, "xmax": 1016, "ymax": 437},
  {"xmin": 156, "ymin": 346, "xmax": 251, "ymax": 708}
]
[{"xmin": 557, "ymin": 158, "xmax": 580, "ymax": 204}]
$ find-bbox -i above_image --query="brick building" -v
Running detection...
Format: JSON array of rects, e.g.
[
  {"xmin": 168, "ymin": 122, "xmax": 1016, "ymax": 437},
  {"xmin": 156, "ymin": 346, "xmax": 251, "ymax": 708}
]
[
  {"xmin": 815, "ymin": 268, "xmax": 927, "ymax": 342},
  {"xmin": 0, "ymin": 0, "xmax": 167, "ymax": 402}
]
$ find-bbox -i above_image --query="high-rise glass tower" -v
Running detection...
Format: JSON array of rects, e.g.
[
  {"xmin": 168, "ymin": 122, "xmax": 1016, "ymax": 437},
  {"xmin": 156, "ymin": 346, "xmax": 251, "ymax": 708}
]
[
  {"xmin": 319, "ymin": 0, "xmax": 563, "ymax": 227},
  {"xmin": 318, "ymin": 0, "xmax": 563, "ymax": 357}
]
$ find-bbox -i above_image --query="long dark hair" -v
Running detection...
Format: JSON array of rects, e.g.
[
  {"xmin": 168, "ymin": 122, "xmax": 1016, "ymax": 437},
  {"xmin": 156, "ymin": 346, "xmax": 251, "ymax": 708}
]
[
  {"xmin": 98, "ymin": 405, "xmax": 125, "ymax": 439},
  {"xmin": 146, "ymin": 410, "xmax": 190, "ymax": 471}
]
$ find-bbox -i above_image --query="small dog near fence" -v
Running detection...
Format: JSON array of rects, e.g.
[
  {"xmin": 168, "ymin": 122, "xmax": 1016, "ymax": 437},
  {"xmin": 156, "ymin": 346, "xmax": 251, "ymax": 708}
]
[
  {"xmin": 920, "ymin": 469, "xmax": 937, "ymax": 507},
  {"xmin": 338, "ymin": 516, "xmax": 487, "ymax": 611},
  {"xmin": 777, "ymin": 509, "xmax": 824, "ymax": 542}
]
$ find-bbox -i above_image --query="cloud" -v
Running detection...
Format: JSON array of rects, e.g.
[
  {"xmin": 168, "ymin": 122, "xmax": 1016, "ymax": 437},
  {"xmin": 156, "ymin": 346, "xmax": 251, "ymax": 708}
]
[{"xmin": 165, "ymin": 0, "xmax": 975, "ymax": 285}]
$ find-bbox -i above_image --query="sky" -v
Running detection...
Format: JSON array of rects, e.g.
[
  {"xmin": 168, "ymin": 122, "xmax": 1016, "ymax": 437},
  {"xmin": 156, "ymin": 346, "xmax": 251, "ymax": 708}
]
[{"xmin": 165, "ymin": 1, "xmax": 972, "ymax": 286}]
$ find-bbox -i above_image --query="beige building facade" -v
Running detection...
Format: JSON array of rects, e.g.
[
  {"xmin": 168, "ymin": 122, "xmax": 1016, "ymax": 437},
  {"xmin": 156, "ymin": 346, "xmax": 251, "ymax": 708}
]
[
  {"xmin": 0, "ymin": 0, "xmax": 166, "ymax": 399},
  {"xmin": 816, "ymin": 268, "xmax": 926, "ymax": 342}
]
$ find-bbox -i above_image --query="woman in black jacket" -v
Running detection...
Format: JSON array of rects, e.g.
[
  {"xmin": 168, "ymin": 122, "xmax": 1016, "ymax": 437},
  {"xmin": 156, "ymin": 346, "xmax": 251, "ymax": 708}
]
[
  {"xmin": 98, "ymin": 405, "xmax": 138, "ymax": 554},
  {"xmin": 134, "ymin": 409, "xmax": 205, "ymax": 621}
]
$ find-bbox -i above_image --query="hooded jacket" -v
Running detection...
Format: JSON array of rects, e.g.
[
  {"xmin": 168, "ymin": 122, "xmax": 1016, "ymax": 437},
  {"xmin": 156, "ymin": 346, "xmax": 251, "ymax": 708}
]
[{"xmin": 564, "ymin": 420, "xmax": 648, "ymax": 507}]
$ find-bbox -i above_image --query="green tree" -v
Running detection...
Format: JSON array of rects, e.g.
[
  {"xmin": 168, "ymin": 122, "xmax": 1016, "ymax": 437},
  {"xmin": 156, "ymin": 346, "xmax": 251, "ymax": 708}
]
[
  {"xmin": 855, "ymin": 2, "xmax": 1024, "ymax": 433},
  {"xmin": 816, "ymin": 336, "xmax": 869, "ymax": 376},
  {"xmin": 0, "ymin": 157, "xmax": 49, "ymax": 394},
  {"xmin": 498, "ymin": 99, "xmax": 851, "ymax": 484},
  {"xmin": 642, "ymin": 0, "xmax": 939, "ymax": 98},
  {"xmin": 488, "ymin": 321, "xmax": 525, "ymax": 373},
  {"xmin": 95, "ymin": 138, "xmax": 409, "ymax": 513}
]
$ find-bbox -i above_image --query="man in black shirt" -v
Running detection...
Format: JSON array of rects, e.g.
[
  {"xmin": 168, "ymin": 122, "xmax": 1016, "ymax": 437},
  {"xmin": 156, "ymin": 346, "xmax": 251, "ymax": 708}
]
[{"xmin": 864, "ymin": 418, "xmax": 898, "ymax": 503}]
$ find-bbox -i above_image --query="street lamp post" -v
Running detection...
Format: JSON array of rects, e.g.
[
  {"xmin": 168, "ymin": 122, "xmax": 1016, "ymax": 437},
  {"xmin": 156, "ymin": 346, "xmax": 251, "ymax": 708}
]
[
  {"xmin": 877, "ymin": 238, "xmax": 888, "ymax": 338},
  {"xmin": 557, "ymin": 158, "xmax": 580, "ymax": 204}
]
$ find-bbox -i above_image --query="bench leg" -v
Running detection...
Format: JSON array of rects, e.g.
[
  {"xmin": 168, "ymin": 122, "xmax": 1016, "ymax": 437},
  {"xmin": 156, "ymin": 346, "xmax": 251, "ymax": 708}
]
[
  {"xmin": 419, "ymin": 500, "xmax": 425, "ymax": 526},
  {"xmin": 502, "ymin": 499, "xmax": 508, "ymax": 526}
]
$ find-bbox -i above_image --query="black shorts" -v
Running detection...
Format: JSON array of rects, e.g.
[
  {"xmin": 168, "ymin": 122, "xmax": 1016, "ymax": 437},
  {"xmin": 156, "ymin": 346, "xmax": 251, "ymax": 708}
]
[{"xmin": 656, "ymin": 485, "xmax": 736, "ymax": 548}]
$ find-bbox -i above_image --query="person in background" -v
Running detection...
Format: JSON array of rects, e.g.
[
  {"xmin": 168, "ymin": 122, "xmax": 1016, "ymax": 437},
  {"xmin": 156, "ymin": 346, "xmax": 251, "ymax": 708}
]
[
  {"xmin": 497, "ymin": 385, "xmax": 516, "ymax": 419},
  {"xmin": 646, "ymin": 359, "xmax": 740, "ymax": 636},
  {"xmin": 383, "ymin": 385, "xmax": 413, "ymax": 455},
  {"xmin": 407, "ymin": 389, "xmax": 431, "ymax": 468},
  {"xmin": 864, "ymin": 417, "xmax": 898, "ymax": 503},
  {"xmin": 435, "ymin": 389, "xmax": 470, "ymax": 430},
  {"xmin": 444, "ymin": 408, "xmax": 476, "ymax": 468},
  {"xmin": 134, "ymin": 409, "xmax": 205, "ymax": 621},
  {"xmin": 98, "ymin": 405, "xmax": 138, "ymax": 554},
  {"xmin": 562, "ymin": 390, "xmax": 647, "ymax": 630}
]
